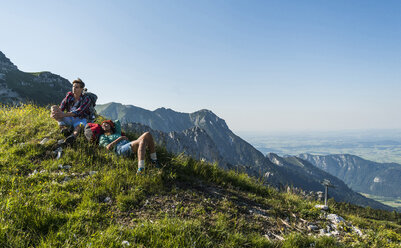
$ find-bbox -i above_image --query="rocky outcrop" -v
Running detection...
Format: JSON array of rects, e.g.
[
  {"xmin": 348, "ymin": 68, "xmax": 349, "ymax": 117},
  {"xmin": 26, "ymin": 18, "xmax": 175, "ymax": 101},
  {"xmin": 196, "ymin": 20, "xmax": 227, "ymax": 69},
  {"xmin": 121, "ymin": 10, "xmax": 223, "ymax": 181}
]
[
  {"xmin": 0, "ymin": 51, "xmax": 72, "ymax": 106},
  {"xmin": 298, "ymin": 153, "xmax": 401, "ymax": 198},
  {"xmin": 0, "ymin": 81, "xmax": 24, "ymax": 105}
]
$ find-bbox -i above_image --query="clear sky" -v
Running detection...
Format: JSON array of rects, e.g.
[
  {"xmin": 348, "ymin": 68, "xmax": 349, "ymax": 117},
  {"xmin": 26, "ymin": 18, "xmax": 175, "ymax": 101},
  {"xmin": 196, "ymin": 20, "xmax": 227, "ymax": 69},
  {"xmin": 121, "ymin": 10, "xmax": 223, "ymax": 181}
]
[{"xmin": 1, "ymin": 0, "xmax": 401, "ymax": 133}]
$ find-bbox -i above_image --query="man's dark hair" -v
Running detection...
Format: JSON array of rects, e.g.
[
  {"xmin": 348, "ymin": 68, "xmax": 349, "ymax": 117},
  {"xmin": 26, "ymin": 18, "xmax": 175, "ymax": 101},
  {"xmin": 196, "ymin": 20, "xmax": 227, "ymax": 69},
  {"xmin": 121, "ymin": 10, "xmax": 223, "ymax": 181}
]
[{"xmin": 72, "ymin": 78, "xmax": 85, "ymax": 88}]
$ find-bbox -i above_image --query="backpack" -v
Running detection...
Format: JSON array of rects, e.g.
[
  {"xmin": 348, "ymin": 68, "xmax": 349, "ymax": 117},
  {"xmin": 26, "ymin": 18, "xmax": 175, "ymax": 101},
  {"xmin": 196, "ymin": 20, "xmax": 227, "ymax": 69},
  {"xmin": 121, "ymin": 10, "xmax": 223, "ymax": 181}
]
[
  {"xmin": 84, "ymin": 123, "xmax": 103, "ymax": 143},
  {"xmin": 84, "ymin": 92, "xmax": 98, "ymax": 122}
]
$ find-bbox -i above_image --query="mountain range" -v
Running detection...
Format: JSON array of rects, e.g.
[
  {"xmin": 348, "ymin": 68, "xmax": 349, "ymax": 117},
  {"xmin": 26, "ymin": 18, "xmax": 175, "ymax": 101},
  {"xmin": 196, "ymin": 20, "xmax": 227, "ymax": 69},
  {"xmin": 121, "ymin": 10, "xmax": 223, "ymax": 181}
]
[
  {"xmin": 96, "ymin": 102, "xmax": 395, "ymax": 211},
  {"xmin": 299, "ymin": 153, "xmax": 401, "ymax": 198}
]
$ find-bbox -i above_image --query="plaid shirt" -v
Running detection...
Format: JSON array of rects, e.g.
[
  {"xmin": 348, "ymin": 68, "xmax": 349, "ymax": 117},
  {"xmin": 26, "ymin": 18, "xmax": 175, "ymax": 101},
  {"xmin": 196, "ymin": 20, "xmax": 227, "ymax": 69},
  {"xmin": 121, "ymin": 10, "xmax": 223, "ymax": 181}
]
[{"xmin": 60, "ymin": 92, "xmax": 92, "ymax": 119}]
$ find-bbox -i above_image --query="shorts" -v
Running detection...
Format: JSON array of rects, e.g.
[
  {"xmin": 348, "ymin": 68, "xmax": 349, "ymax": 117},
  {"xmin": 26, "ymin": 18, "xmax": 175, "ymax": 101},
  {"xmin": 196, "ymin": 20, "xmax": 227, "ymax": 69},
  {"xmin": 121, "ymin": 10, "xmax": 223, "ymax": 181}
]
[
  {"xmin": 115, "ymin": 140, "xmax": 132, "ymax": 157},
  {"xmin": 58, "ymin": 117, "xmax": 87, "ymax": 129}
]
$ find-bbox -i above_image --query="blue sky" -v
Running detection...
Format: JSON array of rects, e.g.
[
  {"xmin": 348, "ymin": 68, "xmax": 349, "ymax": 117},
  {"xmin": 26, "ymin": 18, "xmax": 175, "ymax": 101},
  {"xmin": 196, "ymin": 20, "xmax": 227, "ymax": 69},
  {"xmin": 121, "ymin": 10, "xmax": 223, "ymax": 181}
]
[{"xmin": 1, "ymin": 0, "xmax": 401, "ymax": 133}]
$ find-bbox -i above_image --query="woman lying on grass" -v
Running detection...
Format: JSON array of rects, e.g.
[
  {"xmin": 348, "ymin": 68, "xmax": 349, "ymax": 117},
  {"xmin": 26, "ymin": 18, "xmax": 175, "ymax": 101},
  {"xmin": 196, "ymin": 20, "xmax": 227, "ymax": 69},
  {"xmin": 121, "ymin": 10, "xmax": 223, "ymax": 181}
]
[{"xmin": 99, "ymin": 120, "xmax": 159, "ymax": 174}]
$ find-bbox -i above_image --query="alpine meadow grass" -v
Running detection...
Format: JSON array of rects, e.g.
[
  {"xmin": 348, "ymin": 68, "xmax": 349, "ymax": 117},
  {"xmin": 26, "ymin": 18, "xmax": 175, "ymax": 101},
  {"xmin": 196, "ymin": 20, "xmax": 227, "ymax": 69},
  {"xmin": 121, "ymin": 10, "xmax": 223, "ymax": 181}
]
[{"xmin": 0, "ymin": 104, "xmax": 400, "ymax": 247}]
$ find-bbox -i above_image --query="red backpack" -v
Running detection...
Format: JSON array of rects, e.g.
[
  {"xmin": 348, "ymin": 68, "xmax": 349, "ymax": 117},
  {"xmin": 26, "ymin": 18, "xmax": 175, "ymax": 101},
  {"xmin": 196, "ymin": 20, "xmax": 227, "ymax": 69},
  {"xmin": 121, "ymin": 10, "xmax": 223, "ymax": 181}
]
[{"xmin": 84, "ymin": 123, "xmax": 103, "ymax": 143}]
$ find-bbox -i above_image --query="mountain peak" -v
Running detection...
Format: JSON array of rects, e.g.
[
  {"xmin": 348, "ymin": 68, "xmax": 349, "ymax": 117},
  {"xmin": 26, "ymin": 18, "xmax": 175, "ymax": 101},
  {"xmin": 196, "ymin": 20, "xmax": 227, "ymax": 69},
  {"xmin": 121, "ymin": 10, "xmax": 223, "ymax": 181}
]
[
  {"xmin": 154, "ymin": 107, "xmax": 177, "ymax": 113},
  {"xmin": 193, "ymin": 108, "xmax": 216, "ymax": 116},
  {"xmin": 0, "ymin": 51, "xmax": 18, "ymax": 72}
]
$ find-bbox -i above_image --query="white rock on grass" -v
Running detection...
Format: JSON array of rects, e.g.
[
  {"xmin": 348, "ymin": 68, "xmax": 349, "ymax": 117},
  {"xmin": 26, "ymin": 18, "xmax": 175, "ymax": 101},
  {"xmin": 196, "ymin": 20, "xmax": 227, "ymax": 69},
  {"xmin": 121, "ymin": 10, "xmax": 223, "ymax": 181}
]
[
  {"xmin": 352, "ymin": 226, "xmax": 363, "ymax": 236},
  {"xmin": 122, "ymin": 240, "xmax": 130, "ymax": 246},
  {"xmin": 40, "ymin": 138, "xmax": 49, "ymax": 145},
  {"xmin": 28, "ymin": 170, "xmax": 38, "ymax": 177},
  {"xmin": 314, "ymin": 204, "xmax": 329, "ymax": 211},
  {"xmin": 58, "ymin": 164, "xmax": 71, "ymax": 170},
  {"xmin": 308, "ymin": 224, "xmax": 319, "ymax": 231},
  {"xmin": 327, "ymin": 214, "xmax": 345, "ymax": 224},
  {"xmin": 55, "ymin": 147, "xmax": 63, "ymax": 160}
]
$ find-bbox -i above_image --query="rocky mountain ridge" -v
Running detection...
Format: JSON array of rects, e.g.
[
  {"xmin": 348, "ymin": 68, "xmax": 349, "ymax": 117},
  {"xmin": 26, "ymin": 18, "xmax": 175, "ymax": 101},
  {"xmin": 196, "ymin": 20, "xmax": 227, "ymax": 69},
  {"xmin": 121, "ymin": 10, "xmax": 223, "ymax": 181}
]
[{"xmin": 0, "ymin": 51, "xmax": 71, "ymax": 105}]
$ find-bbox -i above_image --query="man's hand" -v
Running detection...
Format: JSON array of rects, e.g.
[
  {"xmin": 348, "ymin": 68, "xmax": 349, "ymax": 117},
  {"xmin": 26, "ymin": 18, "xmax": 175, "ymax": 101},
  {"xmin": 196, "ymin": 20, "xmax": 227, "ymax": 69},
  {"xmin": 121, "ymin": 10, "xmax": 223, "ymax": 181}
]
[
  {"xmin": 51, "ymin": 106, "xmax": 65, "ymax": 121},
  {"xmin": 53, "ymin": 111, "xmax": 65, "ymax": 120},
  {"xmin": 106, "ymin": 144, "xmax": 112, "ymax": 150}
]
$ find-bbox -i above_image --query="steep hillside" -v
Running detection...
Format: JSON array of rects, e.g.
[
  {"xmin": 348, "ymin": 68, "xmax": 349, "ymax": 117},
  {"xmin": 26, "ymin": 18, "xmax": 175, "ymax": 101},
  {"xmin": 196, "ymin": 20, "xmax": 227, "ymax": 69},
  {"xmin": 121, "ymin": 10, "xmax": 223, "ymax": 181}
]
[
  {"xmin": 299, "ymin": 153, "xmax": 401, "ymax": 198},
  {"xmin": 2, "ymin": 105, "xmax": 401, "ymax": 247},
  {"xmin": 0, "ymin": 51, "xmax": 71, "ymax": 105}
]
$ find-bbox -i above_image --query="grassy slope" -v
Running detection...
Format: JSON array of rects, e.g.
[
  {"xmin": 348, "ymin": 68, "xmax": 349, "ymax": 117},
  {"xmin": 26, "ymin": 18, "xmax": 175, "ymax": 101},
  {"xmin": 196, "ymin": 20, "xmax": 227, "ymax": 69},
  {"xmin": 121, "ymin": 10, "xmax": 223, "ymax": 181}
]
[{"xmin": 0, "ymin": 105, "xmax": 401, "ymax": 247}]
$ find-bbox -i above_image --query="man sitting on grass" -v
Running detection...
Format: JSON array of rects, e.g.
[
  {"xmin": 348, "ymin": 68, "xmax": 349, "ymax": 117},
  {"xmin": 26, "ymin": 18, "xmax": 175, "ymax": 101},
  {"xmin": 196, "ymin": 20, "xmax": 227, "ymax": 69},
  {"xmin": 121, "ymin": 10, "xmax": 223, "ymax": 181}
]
[
  {"xmin": 51, "ymin": 78, "xmax": 93, "ymax": 144},
  {"xmin": 99, "ymin": 120, "xmax": 159, "ymax": 174}
]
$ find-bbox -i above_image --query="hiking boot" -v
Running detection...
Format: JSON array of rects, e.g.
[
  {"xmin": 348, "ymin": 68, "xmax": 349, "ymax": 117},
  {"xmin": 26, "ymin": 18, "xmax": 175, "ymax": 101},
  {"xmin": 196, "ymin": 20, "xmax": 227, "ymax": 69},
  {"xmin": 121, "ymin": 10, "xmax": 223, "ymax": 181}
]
[
  {"xmin": 151, "ymin": 159, "xmax": 161, "ymax": 168},
  {"xmin": 64, "ymin": 134, "xmax": 76, "ymax": 145},
  {"xmin": 136, "ymin": 167, "xmax": 145, "ymax": 175},
  {"xmin": 61, "ymin": 127, "xmax": 73, "ymax": 137}
]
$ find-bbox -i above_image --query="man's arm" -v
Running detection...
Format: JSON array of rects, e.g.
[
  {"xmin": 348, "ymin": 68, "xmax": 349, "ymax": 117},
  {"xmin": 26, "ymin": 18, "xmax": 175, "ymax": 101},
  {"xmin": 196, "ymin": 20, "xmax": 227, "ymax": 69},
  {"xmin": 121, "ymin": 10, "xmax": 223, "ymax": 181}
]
[
  {"xmin": 53, "ymin": 92, "xmax": 76, "ymax": 119},
  {"xmin": 53, "ymin": 111, "xmax": 76, "ymax": 119}
]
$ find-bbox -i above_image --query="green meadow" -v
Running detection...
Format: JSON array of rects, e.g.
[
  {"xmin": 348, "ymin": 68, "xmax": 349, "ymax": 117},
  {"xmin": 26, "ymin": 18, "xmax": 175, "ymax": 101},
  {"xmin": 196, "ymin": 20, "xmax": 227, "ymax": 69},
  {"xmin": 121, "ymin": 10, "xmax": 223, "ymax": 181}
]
[{"xmin": 0, "ymin": 105, "xmax": 401, "ymax": 247}]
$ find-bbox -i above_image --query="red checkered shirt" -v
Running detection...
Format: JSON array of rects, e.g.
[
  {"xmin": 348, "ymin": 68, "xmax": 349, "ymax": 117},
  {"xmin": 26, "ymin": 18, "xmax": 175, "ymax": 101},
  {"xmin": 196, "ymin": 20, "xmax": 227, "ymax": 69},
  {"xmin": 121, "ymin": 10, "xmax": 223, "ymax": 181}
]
[{"xmin": 60, "ymin": 92, "xmax": 92, "ymax": 119}]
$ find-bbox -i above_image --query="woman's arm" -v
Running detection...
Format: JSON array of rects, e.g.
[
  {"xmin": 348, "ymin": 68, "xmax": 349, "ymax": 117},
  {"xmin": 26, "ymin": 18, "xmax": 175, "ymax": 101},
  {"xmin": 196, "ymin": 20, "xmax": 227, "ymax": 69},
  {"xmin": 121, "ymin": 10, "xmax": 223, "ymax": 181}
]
[{"xmin": 105, "ymin": 136, "xmax": 128, "ymax": 150}]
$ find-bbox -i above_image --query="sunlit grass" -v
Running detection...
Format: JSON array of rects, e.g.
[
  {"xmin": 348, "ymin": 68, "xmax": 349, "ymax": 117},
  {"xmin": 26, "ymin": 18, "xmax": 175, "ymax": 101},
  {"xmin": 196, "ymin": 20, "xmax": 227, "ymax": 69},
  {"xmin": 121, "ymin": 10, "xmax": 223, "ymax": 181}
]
[{"xmin": 0, "ymin": 104, "xmax": 400, "ymax": 247}]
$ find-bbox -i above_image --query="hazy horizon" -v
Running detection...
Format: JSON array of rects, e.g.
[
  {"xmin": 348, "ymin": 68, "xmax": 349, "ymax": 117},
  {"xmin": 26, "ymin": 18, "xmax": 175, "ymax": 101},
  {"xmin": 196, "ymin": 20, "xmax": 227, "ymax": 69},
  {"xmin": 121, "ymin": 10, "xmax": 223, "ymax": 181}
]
[{"xmin": 240, "ymin": 128, "xmax": 401, "ymax": 164}]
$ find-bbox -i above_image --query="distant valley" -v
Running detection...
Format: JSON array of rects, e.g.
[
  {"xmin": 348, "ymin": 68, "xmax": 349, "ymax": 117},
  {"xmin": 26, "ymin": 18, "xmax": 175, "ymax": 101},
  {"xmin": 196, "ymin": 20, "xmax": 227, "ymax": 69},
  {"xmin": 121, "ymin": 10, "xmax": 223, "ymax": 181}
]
[
  {"xmin": 242, "ymin": 132, "xmax": 401, "ymax": 209},
  {"xmin": 241, "ymin": 130, "xmax": 401, "ymax": 164}
]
